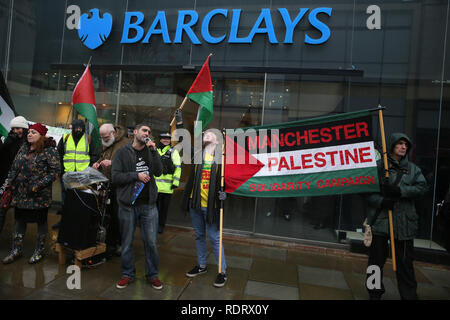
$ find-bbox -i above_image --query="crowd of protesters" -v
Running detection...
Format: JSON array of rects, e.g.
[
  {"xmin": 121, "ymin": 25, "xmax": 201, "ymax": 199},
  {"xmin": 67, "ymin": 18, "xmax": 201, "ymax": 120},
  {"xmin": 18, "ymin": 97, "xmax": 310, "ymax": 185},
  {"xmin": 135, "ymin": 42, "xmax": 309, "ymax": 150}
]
[{"xmin": 0, "ymin": 111, "xmax": 447, "ymax": 299}]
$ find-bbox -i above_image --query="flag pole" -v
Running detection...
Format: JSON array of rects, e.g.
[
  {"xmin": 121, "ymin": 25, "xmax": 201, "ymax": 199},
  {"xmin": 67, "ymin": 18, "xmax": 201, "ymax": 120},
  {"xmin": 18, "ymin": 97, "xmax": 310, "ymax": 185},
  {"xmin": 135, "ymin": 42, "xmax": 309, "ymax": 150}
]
[
  {"xmin": 169, "ymin": 96, "xmax": 189, "ymax": 127},
  {"xmin": 169, "ymin": 53, "xmax": 213, "ymax": 127},
  {"xmin": 218, "ymin": 128, "xmax": 226, "ymax": 274},
  {"xmin": 378, "ymin": 105, "xmax": 397, "ymax": 272},
  {"xmin": 71, "ymin": 57, "xmax": 92, "ymax": 126},
  {"xmin": 86, "ymin": 56, "xmax": 92, "ymax": 68}
]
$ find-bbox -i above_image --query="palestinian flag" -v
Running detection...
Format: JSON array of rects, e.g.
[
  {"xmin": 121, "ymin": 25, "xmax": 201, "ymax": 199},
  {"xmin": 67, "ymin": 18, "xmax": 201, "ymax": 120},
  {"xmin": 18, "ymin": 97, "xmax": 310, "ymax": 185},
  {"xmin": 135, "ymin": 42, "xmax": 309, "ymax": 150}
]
[
  {"xmin": 225, "ymin": 109, "xmax": 380, "ymax": 197},
  {"xmin": 72, "ymin": 65, "xmax": 100, "ymax": 147},
  {"xmin": 187, "ymin": 55, "xmax": 213, "ymax": 137},
  {"xmin": 0, "ymin": 71, "xmax": 16, "ymax": 138}
]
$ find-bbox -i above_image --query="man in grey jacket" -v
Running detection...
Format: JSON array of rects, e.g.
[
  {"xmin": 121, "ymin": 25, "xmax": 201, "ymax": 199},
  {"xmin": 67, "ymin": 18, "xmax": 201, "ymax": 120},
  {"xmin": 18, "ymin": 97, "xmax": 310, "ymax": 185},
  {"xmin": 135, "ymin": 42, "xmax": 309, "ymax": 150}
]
[{"xmin": 112, "ymin": 123, "xmax": 163, "ymax": 290}]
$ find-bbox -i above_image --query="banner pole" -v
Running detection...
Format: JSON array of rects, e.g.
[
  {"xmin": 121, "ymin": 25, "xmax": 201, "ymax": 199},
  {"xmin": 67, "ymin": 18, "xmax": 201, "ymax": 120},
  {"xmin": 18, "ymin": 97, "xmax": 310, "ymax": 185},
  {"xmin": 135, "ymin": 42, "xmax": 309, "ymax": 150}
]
[
  {"xmin": 218, "ymin": 129, "xmax": 226, "ymax": 274},
  {"xmin": 378, "ymin": 106, "xmax": 397, "ymax": 272}
]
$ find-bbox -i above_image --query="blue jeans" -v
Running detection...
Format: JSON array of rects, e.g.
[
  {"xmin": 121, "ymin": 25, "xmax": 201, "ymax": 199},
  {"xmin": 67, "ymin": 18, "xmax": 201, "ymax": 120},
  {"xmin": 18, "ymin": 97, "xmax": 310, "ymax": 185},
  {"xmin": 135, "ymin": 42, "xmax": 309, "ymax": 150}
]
[
  {"xmin": 189, "ymin": 205, "xmax": 227, "ymax": 274},
  {"xmin": 118, "ymin": 204, "xmax": 159, "ymax": 279}
]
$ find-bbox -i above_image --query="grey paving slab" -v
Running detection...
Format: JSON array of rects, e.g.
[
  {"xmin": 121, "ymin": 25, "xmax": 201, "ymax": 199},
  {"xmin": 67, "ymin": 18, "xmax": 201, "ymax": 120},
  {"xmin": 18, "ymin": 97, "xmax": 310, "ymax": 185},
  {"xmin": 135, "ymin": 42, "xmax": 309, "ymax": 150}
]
[
  {"xmin": 343, "ymin": 272, "xmax": 369, "ymax": 300},
  {"xmin": 24, "ymin": 290, "xmax": 76, "ymax": 300},
  {"xmin": 249, "ymin": 246, "xmax": 287, "ymax": 261},
  {"xmin": 345, "ymin": 272, "xmax": 400, "ymax": 300},
  {"xmin": 179, "ymin": 281, "xmax": 241, "ymax": 300},
  {"xmin": 297, "ymin": 265, "xmax": 349, "ymax": 290},
  {"xmin": 31, "ymin": 264, "xmax": 121, "ymax": 300},
  {"xmin": 207, "ymin": 254, "xmax": 253, "ymax": 271},
  {"xmin": 99, "ymin": 280, "xmax": 185, "ymax": 300},
  {"xmin": 378, "ymin": 276, "xmax": 400, "ymax": 300},
  {"xmin": 417, "ymin": 283, "xmax": 450, "ymax": 300},
  {"xmin": 244, "ymin": 280, "xmax": 299, "ymax": 300},
  {"xmin": 0, "ymin": 284, "xmax": 35, "ymax": 300},
  {"xmin": 417, "ymin": 267, "xmax": 450, "ymax": 289}
]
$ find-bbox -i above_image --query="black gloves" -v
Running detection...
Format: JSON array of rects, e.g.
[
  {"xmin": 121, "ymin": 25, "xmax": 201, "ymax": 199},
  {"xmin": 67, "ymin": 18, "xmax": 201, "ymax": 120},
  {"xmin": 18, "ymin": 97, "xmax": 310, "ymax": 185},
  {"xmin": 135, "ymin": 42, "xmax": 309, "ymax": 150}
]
[
  {"xmin": 381, "ymin": 198, "xmax": 396, "ymax": 210},
  {"xmin": 3, "ymin": 132, "xmax": 18, "ymax": 147},
  {"xmin": 171, "ymin": 185, "xmax": 177, "ymax": 190},
  {"xmin": 174, "ymin": 109, "xmax": 183, "ymax": 123},
  {"xmin": 218, "ymin": 190, "xmax": 227, "ymax": 201},
  {"xmin": 382, "ymin": 181, "xmax": 401, "ymax": 198}
]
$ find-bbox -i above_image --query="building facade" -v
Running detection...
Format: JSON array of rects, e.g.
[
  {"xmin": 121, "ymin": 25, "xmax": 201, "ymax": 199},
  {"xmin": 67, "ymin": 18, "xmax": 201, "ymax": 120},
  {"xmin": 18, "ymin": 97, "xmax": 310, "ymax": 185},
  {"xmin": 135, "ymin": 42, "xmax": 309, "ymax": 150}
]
[{"xmin": 1, "ymin": 0, "xmax": 449, "ymax": 254}]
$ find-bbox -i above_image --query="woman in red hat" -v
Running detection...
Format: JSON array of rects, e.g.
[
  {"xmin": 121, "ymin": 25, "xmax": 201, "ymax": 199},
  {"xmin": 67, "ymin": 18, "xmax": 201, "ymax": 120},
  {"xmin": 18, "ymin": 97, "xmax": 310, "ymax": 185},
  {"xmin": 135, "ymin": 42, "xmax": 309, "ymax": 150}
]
[{"xmin": 2, "ymin": 123, "xmax": 60, "ymax": 264}]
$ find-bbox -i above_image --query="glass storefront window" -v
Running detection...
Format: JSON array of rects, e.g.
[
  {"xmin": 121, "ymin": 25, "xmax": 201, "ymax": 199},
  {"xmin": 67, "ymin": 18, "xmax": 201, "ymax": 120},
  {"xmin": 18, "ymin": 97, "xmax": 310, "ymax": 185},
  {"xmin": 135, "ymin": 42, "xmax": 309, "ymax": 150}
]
[{"xmin": 1, "ymin": 0, "xmax": 449, "ymax": 252}]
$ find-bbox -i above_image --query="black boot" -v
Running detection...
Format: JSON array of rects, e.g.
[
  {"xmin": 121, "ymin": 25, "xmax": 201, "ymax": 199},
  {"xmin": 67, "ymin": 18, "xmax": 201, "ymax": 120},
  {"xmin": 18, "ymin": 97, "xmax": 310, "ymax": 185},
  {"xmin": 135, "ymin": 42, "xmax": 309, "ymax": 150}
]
[
  {"xmin": 29, "ymin": 234, "xmax": 46, "ymax": 264},
  {"xmin": 2, "ymin": 233, "xmax": 24, "ymax": 264}
]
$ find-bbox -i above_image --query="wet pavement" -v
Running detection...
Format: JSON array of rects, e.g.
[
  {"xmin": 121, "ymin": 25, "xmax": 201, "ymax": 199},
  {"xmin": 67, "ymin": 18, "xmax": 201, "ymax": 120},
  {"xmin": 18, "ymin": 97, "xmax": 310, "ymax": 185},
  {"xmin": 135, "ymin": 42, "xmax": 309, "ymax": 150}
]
[{"xmin": 1, "ymin": 208, "xmax": 450, "ymax": 300}]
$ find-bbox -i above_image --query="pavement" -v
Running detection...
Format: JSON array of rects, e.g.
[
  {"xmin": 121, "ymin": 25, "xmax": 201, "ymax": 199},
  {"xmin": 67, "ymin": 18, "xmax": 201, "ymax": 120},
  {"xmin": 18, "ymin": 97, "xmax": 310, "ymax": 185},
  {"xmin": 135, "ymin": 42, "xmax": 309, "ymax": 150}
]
[{"xmin": 1, "ymin": 208, "xmax": 450, "ymax": 300}]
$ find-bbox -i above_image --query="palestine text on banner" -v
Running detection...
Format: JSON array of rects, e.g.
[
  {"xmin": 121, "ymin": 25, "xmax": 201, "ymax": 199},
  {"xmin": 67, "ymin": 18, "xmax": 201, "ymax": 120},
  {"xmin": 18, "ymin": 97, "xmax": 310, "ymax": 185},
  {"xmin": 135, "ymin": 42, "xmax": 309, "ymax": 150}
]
[{"xmin": 224, "ymin": 109, "xmax": 380, "ymax": 197}]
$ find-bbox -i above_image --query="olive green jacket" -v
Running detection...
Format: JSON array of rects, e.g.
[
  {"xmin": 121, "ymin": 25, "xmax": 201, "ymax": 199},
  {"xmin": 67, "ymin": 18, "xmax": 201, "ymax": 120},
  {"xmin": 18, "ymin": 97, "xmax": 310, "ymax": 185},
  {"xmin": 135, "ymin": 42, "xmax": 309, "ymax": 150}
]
[{"xmin": 366, "ymin": 133, "xmax": 428, "ymax": 240}]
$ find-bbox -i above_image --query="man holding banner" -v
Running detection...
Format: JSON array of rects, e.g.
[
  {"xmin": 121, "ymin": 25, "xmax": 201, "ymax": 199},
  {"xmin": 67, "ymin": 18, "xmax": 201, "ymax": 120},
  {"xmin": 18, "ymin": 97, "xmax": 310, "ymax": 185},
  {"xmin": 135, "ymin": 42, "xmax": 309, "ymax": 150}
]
[
  {"xmin": 365, "ymin": 133, "xmax": 427, "ymax": 300},
  {"xmin": 182, "ymin": 130, "xmax": 228, "ymax": 288}
]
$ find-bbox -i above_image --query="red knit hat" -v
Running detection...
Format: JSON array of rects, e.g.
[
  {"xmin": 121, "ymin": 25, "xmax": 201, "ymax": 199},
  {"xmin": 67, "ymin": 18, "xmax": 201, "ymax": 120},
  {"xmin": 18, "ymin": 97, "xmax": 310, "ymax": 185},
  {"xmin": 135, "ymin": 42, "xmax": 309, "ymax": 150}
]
[{"xmin": 29, "ymin": 123, "xmax": 48, "ymax": 136}]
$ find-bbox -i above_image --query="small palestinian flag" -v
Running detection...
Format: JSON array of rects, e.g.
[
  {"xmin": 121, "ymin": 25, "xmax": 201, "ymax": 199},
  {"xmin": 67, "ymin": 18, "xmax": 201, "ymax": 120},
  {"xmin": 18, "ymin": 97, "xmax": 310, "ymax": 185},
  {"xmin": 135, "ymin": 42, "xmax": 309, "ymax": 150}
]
[
  {"xmin": 72, "ymin": 65, "xmax": 100, "ymax": 147},
  {"xmin": 187, "ymin": 55, "xmax": 213, "ymax": 137}
]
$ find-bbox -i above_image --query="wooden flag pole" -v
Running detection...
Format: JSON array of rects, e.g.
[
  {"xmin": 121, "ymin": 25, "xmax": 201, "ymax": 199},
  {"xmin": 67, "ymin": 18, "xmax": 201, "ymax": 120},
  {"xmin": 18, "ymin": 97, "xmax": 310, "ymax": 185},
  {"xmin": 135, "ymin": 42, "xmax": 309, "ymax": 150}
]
[
  {"xmin": 169, "ymin": 53, "xmax": 214, "ymax": 127},
  {"xmin": 378, "ymin": 106, "xmax": 397, "ymax": 272},
  {"xmin": 169, "ymin": 96, "xmax": 188, "ymax": 127},
  {"xmin": 218, "ymin": 129, "xmax": 226, "ymax": 274}
]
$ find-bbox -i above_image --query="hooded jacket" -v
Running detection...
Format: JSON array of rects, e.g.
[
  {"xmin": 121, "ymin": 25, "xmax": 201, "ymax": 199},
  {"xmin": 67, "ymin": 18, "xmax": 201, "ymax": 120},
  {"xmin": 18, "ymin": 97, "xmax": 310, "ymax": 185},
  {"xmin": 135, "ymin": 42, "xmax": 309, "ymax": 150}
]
[
  {"xmin": 111, "ymin": 142, "xmax": 163, "ymax": 208},
  {"xmin": 0, "ymin": 129, "xmax": 28, "ymax": 184},
  {"xmin": 366, "ymin": 133, "xmax": 428, "ymax": 240}
]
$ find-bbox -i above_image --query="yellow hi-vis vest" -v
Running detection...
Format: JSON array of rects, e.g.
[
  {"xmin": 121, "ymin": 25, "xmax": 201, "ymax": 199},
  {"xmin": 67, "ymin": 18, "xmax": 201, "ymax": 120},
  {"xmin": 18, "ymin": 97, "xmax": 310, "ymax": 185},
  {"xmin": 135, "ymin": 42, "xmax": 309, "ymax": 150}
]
[
  {"xmin": 63, "ymin": 133, "xmax": 90, "ymax": 172},
  {"xmin": 155, "ymin": 146, "xmax": 181, "ymax": 194}
]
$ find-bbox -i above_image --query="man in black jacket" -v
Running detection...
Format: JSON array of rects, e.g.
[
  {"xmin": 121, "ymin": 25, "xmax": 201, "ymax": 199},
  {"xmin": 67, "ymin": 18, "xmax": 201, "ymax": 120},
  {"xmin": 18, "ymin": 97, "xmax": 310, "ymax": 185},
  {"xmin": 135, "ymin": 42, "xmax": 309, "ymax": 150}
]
[
  {"xmin": 181, "ymin": 130, "xmax": 228, "ymax": 288},
  {"xmin": 112, "ymin": 123, "xmax": 164, "ymax": 290},
  {"xmin": 0, "ymin": 116, "xmax": 28, "ymax": 233}
]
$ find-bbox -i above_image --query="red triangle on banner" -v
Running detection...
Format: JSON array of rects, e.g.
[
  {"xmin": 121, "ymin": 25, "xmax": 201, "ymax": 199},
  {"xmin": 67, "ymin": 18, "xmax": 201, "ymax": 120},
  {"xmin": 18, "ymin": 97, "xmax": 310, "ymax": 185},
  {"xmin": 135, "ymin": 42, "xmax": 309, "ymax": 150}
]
[{"xmin": 224, "ymin": 136, "xmax": 265, "ymax": 194}]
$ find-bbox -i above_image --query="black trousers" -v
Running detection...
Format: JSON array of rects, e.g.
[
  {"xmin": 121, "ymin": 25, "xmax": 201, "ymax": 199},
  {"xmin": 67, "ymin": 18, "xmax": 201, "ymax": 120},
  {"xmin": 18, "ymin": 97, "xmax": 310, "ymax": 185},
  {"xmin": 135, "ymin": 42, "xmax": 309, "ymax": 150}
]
[
  {"xmin": 366, "ymin": 234, "xmax": 418, "ymax": 300},
  {"xmin": 157, "ymin": 192, "xmax": 172, "ymax": 229},
  {"xmin": 105, "ymin": 187, "xmax": 121, "ymax": 247},
  {"xmin": 0, "ymin": 208, "xmax": 7, "ymax": 233}
]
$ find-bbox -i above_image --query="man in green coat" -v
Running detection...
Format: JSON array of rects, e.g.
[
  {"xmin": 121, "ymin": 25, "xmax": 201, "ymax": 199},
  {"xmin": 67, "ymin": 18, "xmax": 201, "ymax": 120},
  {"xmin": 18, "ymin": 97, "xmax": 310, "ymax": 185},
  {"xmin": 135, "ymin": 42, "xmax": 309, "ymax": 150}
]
[{"xmin": 365, "ymin": 133, "xmax": 428, "ymax": 300}]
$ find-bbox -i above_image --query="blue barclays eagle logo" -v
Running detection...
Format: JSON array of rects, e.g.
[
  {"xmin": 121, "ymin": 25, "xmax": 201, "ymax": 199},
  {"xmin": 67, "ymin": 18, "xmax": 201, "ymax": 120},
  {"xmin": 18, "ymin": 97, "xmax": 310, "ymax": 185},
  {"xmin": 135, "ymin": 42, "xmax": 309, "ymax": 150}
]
[{"xmin": 78, "ymin": 8, "xmax": 112, "ymax": 50}]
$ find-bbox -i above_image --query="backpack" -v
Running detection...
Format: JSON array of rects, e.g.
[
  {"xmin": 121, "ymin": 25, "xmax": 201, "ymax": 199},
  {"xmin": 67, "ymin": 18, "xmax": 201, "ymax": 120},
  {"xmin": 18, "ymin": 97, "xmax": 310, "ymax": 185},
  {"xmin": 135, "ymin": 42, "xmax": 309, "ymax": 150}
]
[{"xmin": 161, "ymin": 148, "xmax": 175, "ymax": 175}]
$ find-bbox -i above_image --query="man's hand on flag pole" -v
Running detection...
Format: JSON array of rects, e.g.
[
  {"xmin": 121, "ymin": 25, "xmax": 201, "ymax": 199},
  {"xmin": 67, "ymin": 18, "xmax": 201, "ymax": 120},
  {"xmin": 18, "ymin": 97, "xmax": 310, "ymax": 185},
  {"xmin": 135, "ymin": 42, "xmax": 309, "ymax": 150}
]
[{"xmin": 174, "ymin": 109, "xmax": 183, "ymax": 124}]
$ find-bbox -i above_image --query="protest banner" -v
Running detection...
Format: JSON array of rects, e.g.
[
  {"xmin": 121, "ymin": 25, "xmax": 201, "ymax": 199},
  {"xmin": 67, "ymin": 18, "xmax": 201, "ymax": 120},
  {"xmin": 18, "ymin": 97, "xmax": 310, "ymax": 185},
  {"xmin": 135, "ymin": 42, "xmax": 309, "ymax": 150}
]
[{"xmin": 224, "ymin": 109, "xmax": 380, "ymax": 197}]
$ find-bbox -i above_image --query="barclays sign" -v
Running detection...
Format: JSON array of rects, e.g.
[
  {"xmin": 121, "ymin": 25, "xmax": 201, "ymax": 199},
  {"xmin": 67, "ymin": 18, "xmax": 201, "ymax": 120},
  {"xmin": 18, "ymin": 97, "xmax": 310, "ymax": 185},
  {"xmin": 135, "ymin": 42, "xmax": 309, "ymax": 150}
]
[
  {"xmin": 67, "ymin": 6, "xmax": 333, "ymax": 50},
  {"xmin": 120, "ymin": 8, "xmax": 332, "ymax": 45}
]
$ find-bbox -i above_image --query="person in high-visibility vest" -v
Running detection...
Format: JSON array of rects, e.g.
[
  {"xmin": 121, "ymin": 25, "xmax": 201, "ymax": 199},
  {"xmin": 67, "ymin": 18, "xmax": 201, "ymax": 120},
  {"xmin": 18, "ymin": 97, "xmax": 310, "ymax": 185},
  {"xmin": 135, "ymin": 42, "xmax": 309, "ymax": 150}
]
[
  {"xmin": 155, "ymin": 131, "xmax": 182, "ymax": 234},
  {"xmin": 53, "ymin": 119, "xmax": 98, "ymax": 229},
  {"xmin": 59, "ymin": 119, "xmax": 97, "ymax": 173}
]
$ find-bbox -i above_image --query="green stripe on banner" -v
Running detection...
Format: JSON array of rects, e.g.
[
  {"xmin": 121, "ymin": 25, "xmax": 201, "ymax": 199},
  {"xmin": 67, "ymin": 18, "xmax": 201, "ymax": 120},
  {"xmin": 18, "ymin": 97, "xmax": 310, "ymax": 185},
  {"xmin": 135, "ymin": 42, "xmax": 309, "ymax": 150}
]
[{"xmin": 232, "ymin": 166, "xmax": 380, "ymax": 197}]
